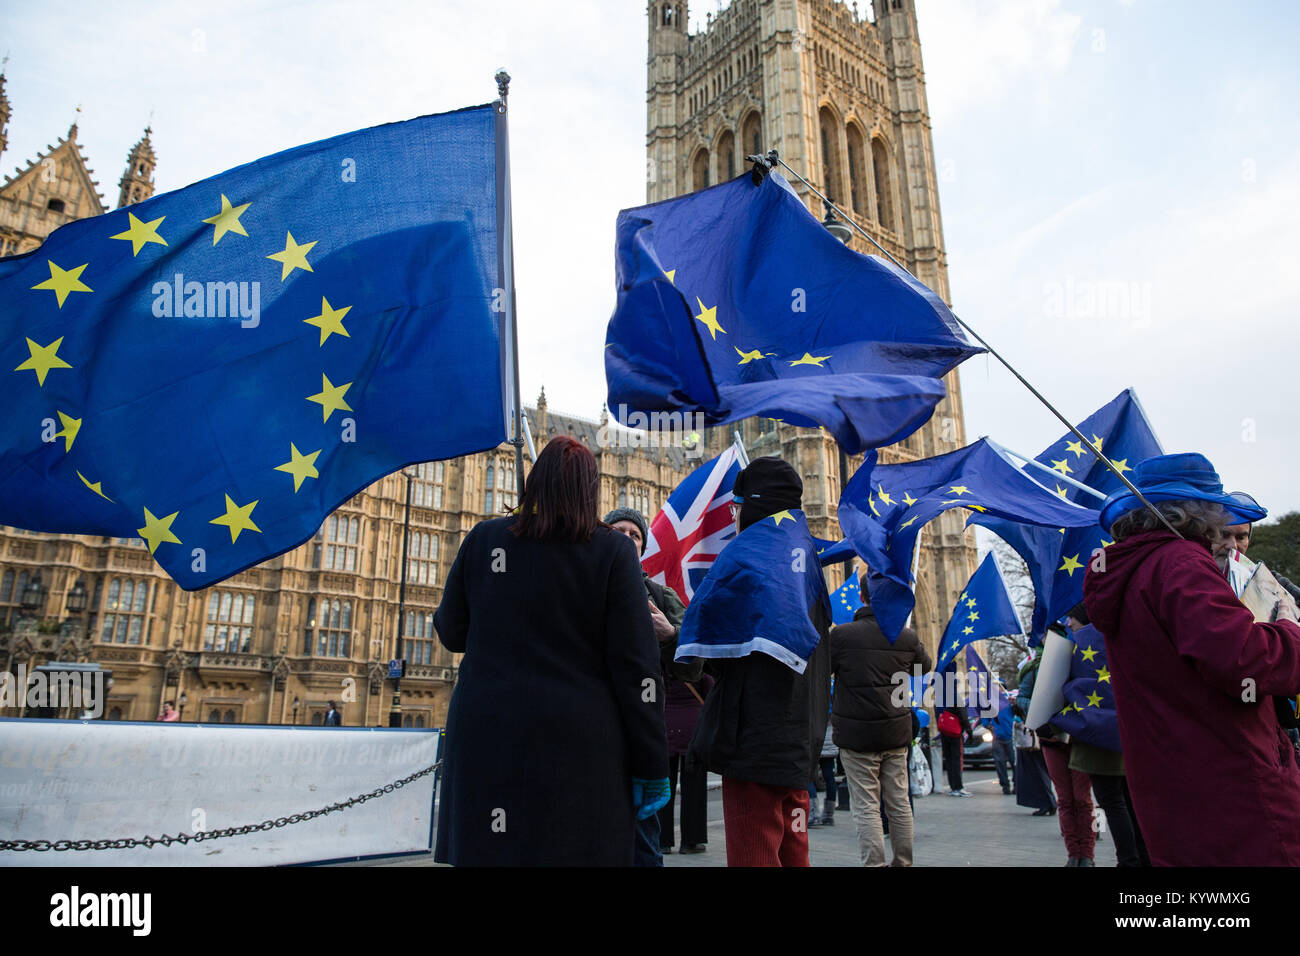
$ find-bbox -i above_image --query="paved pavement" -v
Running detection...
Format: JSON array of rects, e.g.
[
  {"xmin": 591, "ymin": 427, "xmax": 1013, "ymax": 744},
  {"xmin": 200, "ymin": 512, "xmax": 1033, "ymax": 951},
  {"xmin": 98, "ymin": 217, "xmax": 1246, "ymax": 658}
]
[{"xmin": 357, "ymin": 768, "xmax": 1112, "ymax": 867}]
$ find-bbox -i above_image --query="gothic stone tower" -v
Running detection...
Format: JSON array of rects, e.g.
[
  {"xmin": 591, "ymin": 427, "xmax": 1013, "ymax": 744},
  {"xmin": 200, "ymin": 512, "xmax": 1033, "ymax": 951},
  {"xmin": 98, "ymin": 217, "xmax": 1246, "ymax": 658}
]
[
  {"xmin": 117, "ymin": 127, "xmax": 156, "ymax": 208},
  {"xmin": 646, "ymin": 0, "xmax": 976, "ymax": 658}
]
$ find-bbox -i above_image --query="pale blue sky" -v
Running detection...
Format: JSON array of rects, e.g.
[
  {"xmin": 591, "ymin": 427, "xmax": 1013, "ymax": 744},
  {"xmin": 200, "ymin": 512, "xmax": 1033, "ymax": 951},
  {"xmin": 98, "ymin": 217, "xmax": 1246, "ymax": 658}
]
[{"xmin": 4, "ymin": 0, "xmax": 1298, "ymax": 515}]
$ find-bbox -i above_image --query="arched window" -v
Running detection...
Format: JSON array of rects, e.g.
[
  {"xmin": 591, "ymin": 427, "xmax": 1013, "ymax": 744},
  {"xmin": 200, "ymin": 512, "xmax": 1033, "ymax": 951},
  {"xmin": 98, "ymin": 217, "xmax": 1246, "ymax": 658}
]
[
  {"xmin": 872, "ymin": 137, "xmax": 896, "ymax": 231},
  {"xmin": 485, "ymin": 463, "xmax": 495, "ymax": 489},
  {"xmin": 224, "ymin": 709, "xmax": 237, "ymax": 723},
  {"xmin": 717, "ymin": 130, "xmax": 736, "ymax": 181},
  {"xmin": 692, "ymin": 148, "xmax": 710, "ymax": 191},
  {"xmin": 208, "ymin": 709, "xmax": 222, "ymax": 723},
  {"xmin": 819, "ymin": 107, "xmax": 844, "ymax": 204},
  {"xmin": 741, "ymin": 111, "xmax": 763, "ymax": 158},
  {"xmin": 304, "ymin": 597, "xmax": 316, "ymax": 653},
  {"xmin": 108, "ymin": 707, "xmax": 122, "ymax": 721},
  {"xmin": 0, "ymin": 570, "xmax": 13, "ymax": 603},
  {"xmin": 846, "ymin": 123, "xmax": 869, "ymax": 217}
]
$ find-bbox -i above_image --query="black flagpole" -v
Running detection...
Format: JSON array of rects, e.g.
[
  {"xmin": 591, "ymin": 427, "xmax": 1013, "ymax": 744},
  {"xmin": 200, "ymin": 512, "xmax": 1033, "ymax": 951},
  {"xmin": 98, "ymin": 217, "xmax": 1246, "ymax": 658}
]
[{"xmin": 494, "ymin": 69, "xmax": 526, "ymax": 495}]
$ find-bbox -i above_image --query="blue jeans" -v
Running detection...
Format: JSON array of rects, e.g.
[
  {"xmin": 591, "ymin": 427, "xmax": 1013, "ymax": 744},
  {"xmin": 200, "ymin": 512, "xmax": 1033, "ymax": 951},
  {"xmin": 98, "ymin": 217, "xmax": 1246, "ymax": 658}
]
[
  {"xmin": 992, "ymin": 738, "xmax": 1016, "ymax": 792},
  {"xmin": 634, "ymin": 811, "xmax": 663, "ymax": 867}
]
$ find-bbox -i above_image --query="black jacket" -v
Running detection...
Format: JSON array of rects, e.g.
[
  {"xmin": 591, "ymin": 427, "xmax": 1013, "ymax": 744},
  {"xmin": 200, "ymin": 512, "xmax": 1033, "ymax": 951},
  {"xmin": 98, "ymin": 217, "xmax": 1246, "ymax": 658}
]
[
  {"xmin": 433, "ymin": 517, "xmax": 668, "ymax": 866},
  {"xmin": 686, "ymin": 600, "xmax": 832, "ymax": 789},
  {"xmin": 829, "ymin": 605, "xmax": 932, "ymax": 753}
]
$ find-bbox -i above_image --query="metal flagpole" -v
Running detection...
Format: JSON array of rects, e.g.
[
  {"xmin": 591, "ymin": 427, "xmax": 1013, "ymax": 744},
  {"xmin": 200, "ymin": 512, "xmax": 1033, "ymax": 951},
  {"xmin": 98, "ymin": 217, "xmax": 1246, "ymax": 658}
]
[
  {"xmin": 731, "ymin": 430, "xmax": 750, "ymax": 467},
  {"xmin": 494, "ymin": 69, "xmax": 526, "ymax": 494},
  {"xmin": 998, "ymin": 447, "xmax": 1108, "ymax": 501},
  {"xmin": 751, "ymin": 151, "xmax": 1180, "ymax": 538}
]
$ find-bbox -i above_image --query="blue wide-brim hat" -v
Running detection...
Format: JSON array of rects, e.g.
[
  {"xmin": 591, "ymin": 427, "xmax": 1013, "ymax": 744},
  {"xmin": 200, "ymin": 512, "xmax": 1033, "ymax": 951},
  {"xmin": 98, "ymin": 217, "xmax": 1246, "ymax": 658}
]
[{"xmin": 1098, "ymin": 452, "xmax": 1267, "ymax": 531}]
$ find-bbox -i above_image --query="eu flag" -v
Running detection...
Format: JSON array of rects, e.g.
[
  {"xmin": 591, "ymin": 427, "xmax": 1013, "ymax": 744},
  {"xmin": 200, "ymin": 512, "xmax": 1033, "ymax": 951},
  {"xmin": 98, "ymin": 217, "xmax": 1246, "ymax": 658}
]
[
  {"xmin": 604, "ymin": 170, "xmax": 983, "ymax": 454},
  {"xmin": 814, "ymin": 535, "xmax": 857, "ymax": 567},
  {"xmin": 933, "ymin": 552, "xmax": 1024, "ymax": 674},
  {"xmin": 1051, "ymin": 623, "xmax": 1120, "ymax": 750},
  {"xmin": 675, "ymin": 508, "xmax": 830, "ymax": 674},
  {"xmin": 955, "ymin": 644, "xmax": 1012, "ymax": 726},
  {"xmin": 829, "ymin": 569, "xmax": 863, "ymax": 625},
  {"xmin": 0, "ymin": 105, "xmax": 507, "ymax": 588},
  {"xmin": 839, "ymin": 438, "xmax": 1098, "ymax": 641},
  {"xmin": 969, "ymin": 390, "xmax": 1162, "ymax": 643}
]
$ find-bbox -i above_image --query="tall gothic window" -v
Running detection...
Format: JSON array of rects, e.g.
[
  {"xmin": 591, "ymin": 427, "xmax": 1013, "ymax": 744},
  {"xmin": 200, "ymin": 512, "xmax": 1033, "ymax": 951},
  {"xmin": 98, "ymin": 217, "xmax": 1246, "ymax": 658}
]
[
  {"xmin": 819, "ymin": 107, "xmax": 844, "ymax": 204},
  {"xmin": 204, "ymin": 591, "xmax": 255, "ymax": 652},
  {"xmin": 316, "ymin": 599, "xmax": 352, "ymax": 658},
  {"xmin": 846, "ymin": 123, "xmax": 869, "ymax": 217},
  {"xmin": 742, "ymin": 111, "xmax": 762, "ymax": 158},
  {"xmin": 872, "ymin": 137, "xmax": 896, "ymax": 231},
  {"xmin": 408, "ymin": 531, "xmax": 439, "ymax": 586},
  {"xmin": 405, "ymin": 610, "xmax": 436, "ymax": 667},
  {"xmin": 692, "ymin": 148, "xmax": 710, "ymax": 191},
  {"xmin": 102, "ymin": 577, "xmax": 150, "ymax": 644},
  {"xmin": 717, "ymin": 130, "xmax": 736, "ymax": 180}
]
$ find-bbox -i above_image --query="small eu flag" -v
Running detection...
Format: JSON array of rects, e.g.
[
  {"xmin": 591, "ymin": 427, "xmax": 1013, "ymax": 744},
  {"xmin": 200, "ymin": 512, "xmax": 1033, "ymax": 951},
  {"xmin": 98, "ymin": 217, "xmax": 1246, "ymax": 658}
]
[
  {"xmin": 604, "ymin": 170, "xmax": 983, "ymax": 454},
  {"xmin": 1051, "ymin": 623, "xmax": 1120, "ymax": 750},
  {"xmin": 933, "ymin": 552, "xmax": 1024, "ymax": 674},
  {"xmin": 970, "ymin": 389, "xmax": 1163, "ymax": 643},
  {"xmin": 830, "ymin": 569, "xmax": 863, "ymax": 625},
  {"xmin": 839, "ymin": 438, "xmax": 1098, "ymax": 641},
  {"xmin": 0, "ymin": 104, "xmax": 508, "ymax": 588}
]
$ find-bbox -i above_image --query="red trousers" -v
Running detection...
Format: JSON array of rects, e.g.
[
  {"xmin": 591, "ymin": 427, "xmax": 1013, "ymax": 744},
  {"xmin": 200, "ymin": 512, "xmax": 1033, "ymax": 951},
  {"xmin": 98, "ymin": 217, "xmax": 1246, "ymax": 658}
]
[
  {"xmin": 1042, "ymin": 741, "xmax": 1096, "ymax": 861},
  {"xmin": 721, "ymin": 778, "xmax": 811, "ymax": 867}
]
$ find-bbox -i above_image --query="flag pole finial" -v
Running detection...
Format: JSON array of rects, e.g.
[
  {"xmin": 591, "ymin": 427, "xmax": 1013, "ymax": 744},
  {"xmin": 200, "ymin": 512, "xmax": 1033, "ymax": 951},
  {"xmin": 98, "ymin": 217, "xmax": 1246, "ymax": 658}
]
[{"xmin": 495, "ymin": 68, "xmax": 511, "ymax": 109}]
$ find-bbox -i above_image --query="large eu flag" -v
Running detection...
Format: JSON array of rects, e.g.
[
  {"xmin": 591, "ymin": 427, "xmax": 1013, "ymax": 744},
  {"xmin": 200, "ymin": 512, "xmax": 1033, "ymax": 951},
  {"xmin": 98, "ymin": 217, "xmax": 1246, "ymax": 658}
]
[
  {"xmin": 0, "ymin": 105, "xmax": 508, "ymax": 589},
  {"xmin": 675, "ymin": 508, "xmax": 830, "ymax": 674},
  {"xmin": 604, "ymin": 170, "xmax": 983, "ymax": 454},
  {"xmin": 933, "ymin": 552, "xmax": 1024, "ymax": 674},
  {"xmin": 839, "ymin": 438, "xmax": 1098, "ymax": 641},
  {"xmin": 970, "ymin": 389, "xmax": 1162, "ymax": 643}
]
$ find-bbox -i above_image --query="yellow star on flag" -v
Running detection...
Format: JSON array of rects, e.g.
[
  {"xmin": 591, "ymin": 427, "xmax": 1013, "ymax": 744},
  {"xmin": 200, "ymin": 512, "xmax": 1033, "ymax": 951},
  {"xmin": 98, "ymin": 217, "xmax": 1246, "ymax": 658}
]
[
  {"xmin": 968, "ymin": 610, "xmax": 979, "ymax": 622},
  {"xmin": 1109, "ymin": 458, "xmax": 1131, "ymax": 476},
  {"xmin": 202, "ymin": 194, "xmax": 251, "ymax": 245},
  {"xmin": 1054, "ymin": 484, "xmax": 1070, "ymax": 498},
  {"xmin": 902, "ymin": 492, "xmax": 917, "ymax": 507},
  {"xmin": 967, "ymin": 504, "xmax": 988, "ymax": 512},
  {"xmin": 1065, "ymin": 439, "xmax": 1085, "ymax": 458},
  {"xmin": 694, "ymin": 298, "xmax": 725, "ymax": 339},
  {"xmin": 306, "ymin": 374, "xmax": 353, "ymax": 422},
  {"xmin": 877, "ymin": 485, "xmax": 894, "ymax": 506},
  {"xmin": 1096, "ymin": 666, "xmax": 1110, "ymax": 683},
  {"xmin": 663, "ymin": 269, "xmax": 676, "ymax": 283},
  {"xmin": 1080, "ymin": 646, "xmax": 1099, "ymax": 662},
  {"xmin": 1090, "ymin": 434, "xmax": 1104, "ymax": 453},
  {"xmin": 274, "ymin": 443, "xmax": 322, "ymax": 492},
  {"xmin": 138, "ymin": 507, "xmax": 181, "ymax": 553},
  {"xmin": 1050, "ymin": 458, "xmax": 1073, "ymax": 475},
  {"xmin": 304, "ymin": 297, "xmax": 352, "ymax": 346},
  {"xmin": 210, "ymin": 494, "xmax": 262, "ymax": 543},
  {"xmin": 1059, "ymin": 553, "xmax": 1083, "ymax": 576},
  {"xmin": 948, "ymin": 485, "xmax": 969, "ymax": 496},
  {"xmin": 15, "ymin": 337, "xmax": 72, "ymax": 386},
  {"xmin": 789, "ymin": 352, "xmax": 830, "ymax": 367},
  {"xmin": 77, "ymin": 471, "xmax": 111, "ymax": 501},
  {"xmin": 961, "ymin": 626, "xmax": 974, "ymax": 636},
  {"xmin": 965, "ymin": 598, "xmax": 977, "ymax": 608},
  {"xmin": 30, "ymin": 260, "xmax": 91, "ymax": 308},
  {"xmin": 868, "ymin": 493, "xmax": 880, "ymax": 517},
  {"xmin": 267, "ymin": 231, "xmax": 318, "ymax": 280},
  {"xmin": 53, "ymin": 410, "xmax": 81, "ymax": 452},
  {"xmin": 1086, "ymin": 690, "xmax": 1103, "ymax": 708},
  {"xmin": 735, "ymin": 347, "xmax": 764, "ymax": 364},
  {"xmin": 770, "ymin": 510, "xmax": 794, "ymax": 526},
  {"xmin": 110, "ymin": 212, "xmax": 167, "ymax": 256},
  {"xmin": 951, "ymin": 640, "xmax": 961, "ymax": 650},
  {"xmin": 899, "ymin": 516, "xmax": 918, "ymax": 530},
  {"xmin": 1100, "ymin": 538, "xmax": 1113, "ymax": 548}
]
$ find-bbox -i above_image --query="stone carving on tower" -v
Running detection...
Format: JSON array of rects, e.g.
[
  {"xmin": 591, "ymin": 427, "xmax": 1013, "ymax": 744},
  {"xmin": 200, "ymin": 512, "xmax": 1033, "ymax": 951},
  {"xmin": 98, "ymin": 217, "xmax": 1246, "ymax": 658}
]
[
  {"xmin": 117, "ymin": 127, "xmax": 156, "ymax": 208},
  {"xmin": 645, "ymin": 0, "xmax": 977, "ymax": 658}
]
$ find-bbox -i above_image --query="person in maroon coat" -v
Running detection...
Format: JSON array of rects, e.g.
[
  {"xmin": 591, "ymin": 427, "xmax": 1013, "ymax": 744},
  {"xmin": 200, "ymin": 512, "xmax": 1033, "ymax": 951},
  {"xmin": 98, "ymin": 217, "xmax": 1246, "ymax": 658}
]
[{"xmin": 1084, "ymin": 452, "xmax": 1300, "ymax": 866}]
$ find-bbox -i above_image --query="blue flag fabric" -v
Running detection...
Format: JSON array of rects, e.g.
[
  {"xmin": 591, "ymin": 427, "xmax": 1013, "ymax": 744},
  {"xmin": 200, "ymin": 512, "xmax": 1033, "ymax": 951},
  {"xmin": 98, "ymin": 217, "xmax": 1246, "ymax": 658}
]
[
  {"xmin": 970, "ymin": 390, "xmax": 1162, "ymax": 644},
  {"xmin": 1051, "ymin": 623, "xmax": 1121, "ymax": 750},
  {"xmin": 934, "ymin": 552, "xmax": 1024, "ymax": 674},
  {"xmin": 0, "ymin": 105, "xmax": 506, "ymax": 588},
  {"xmin": 675, "ymin": 508, "xmax": 830, "ymax": 674},
  {"xmin": 814, "ymin": 536, "xmax": 857, "ymax": 567},
  {"xmin": 604, "ymin": 170, "xmax": 983, "ymax": 454},
  {"xmin": 839, "ymin": 438, "xmax": 1098, "ymax": 641},
  {"xmin": 830, "ymin": 569, "xmax": 863, "ymax": 625},
  {"xmin": 955, "ymin": 644, "xmax": 1012, "ymax": 724}
]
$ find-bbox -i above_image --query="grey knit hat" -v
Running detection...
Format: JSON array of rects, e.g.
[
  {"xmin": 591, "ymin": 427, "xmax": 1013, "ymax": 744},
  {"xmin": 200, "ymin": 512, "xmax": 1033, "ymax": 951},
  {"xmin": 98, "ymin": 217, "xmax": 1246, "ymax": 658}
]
[{"xmin": 603, "ymin": 507, "xmax": 648, "ymax": 553}]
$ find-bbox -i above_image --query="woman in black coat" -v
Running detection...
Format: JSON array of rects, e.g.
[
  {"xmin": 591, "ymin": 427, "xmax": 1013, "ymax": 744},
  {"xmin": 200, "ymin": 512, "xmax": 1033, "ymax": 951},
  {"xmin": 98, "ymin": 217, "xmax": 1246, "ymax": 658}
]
[{"xmin": 433, "ymin": 437, "xmax": 670, "ymax": 866}]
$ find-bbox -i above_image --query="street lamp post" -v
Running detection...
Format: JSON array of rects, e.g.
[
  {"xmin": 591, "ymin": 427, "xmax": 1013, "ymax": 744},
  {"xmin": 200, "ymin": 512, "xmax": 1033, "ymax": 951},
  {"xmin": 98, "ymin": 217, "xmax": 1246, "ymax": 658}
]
[
  {"xmin": 388, "ymin": 467, "xmax": 415, "ymax": 728},
  {"xmin": 178, "ymin": 691, "xmax": 188, "ymax": 722},
  {"xmin": 822, "ymin": 203, "xmax": 855, "ymax": 590},
  {"xmin": 292, "ymin": 695, "xmax": 299, "ymax": 725}
]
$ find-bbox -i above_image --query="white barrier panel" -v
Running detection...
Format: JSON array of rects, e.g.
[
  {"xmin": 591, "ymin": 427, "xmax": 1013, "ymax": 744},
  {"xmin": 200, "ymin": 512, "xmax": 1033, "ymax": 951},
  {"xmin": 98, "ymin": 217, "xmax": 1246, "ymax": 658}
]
[{"xmin": 0, "ymin": 719, "xmax": 439, "ymax": 866}]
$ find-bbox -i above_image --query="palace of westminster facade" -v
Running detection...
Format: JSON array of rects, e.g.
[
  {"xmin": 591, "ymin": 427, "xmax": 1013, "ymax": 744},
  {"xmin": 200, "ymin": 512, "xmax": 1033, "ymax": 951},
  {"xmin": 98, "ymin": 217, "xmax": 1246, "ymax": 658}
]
[{"xmin": 0, "ymin": 0, "xmax": 975, "ymax": 727}]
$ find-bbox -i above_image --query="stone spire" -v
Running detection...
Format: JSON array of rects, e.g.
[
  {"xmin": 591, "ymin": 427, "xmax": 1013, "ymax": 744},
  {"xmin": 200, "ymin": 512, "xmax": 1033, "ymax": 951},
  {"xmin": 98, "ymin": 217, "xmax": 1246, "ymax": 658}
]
[
  {"xmin": 117, "ymin": 125, "xmax": 156, "ymax": 208},
  {"xmin": 0, "ymin": 60, "xmax": 10, "ymax": 161}
]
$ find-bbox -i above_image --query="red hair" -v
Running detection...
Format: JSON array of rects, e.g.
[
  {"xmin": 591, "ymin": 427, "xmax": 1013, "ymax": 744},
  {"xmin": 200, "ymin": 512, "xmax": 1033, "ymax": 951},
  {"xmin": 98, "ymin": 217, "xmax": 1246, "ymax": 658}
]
[{"xmin": 511, "ymin": 436, "xmax": 602, "ymax": 542}]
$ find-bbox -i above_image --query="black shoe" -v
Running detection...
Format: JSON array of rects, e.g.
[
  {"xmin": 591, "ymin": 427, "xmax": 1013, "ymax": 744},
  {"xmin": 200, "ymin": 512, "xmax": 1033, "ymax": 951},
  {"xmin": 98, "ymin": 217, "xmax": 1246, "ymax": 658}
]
[
  {"xmin": 679, "ymin": 844, "xmax": 706, "ymax": 854},
  {"xmin": 1077, "ymin": 857, "xmax": 1095, "ymax": 867},
  {"xmin": 1002, "ymin": 787, "xmax": 1012, "ymax": 795},
  {"xmin": 1065, "ymin": 857, "xmax": 1078, "ymax": 867},
  {"xmin": 660, "ymin": 846, "xmax": 675, "ymax": 854},
  {"xmin": 1033, "ymin": 807, "xmax": 1055, "ymax": 817}
]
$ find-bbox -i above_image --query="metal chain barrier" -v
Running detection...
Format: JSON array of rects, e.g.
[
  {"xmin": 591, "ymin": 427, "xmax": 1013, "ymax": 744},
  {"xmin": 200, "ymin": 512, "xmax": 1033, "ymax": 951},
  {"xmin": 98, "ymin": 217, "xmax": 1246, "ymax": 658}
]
[{"xmin": 0, "ymin": 761, "xmax": 440, "ymax": 853}]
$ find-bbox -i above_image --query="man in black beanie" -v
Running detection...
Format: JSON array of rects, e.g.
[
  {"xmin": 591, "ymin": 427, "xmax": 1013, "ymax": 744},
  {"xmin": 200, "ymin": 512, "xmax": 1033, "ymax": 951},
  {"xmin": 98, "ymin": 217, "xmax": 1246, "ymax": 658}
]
[{"xmin": 686, "ymin": 456, "xmax": 832, "ymax": 866}]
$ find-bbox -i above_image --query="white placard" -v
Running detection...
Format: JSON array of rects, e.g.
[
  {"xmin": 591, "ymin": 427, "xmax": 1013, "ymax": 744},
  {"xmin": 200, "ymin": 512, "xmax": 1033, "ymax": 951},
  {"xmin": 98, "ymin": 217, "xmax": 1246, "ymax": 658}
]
[
  {"xmin": 0, "ymin": 719, "xmax": 439, "ymax": 867},
  {"xmin": 1025, "ymin": 631, "xmax": 1075, "ymax": 732}
]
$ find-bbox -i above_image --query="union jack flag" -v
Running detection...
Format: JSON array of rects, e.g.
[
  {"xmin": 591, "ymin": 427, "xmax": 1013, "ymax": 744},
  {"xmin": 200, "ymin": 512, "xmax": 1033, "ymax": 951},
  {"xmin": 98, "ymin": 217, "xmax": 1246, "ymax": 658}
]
[{"xmin": 641, "ymin": 441, "xmax": 745, "ymax": 604}]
